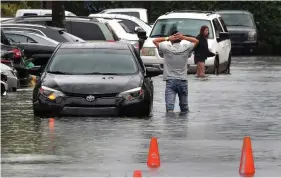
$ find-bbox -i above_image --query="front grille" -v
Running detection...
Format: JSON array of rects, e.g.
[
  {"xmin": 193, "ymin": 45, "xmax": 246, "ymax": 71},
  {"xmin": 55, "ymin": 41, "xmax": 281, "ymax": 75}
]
[
  {"xmin": 229, "ymin": 33, "xmax": 247, "ymax": 43},
  {"xmin": 64, "ymin": 92, "xmax": 118, "ymax": 98}
]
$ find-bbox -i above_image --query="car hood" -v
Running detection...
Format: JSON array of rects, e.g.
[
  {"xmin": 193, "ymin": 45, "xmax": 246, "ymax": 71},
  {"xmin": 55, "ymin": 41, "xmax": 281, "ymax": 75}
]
[
  {"xmin": 42, "ymin": 73, "xmax": 142, "ymax": 94},
  {"xmin": 226, "ymin": 26, "xmax": 256, "ymax": 33}
]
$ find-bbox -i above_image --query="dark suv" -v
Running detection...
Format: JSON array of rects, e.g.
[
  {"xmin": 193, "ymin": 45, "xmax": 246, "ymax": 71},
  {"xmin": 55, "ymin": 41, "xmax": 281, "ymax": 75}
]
[
  {"xmin": 216, "ymin": 10, "xmax": 258, "ymax": 54},
  {"xmin": 3, "ymin": 16, "xmax": 119, "ymax": 41}
]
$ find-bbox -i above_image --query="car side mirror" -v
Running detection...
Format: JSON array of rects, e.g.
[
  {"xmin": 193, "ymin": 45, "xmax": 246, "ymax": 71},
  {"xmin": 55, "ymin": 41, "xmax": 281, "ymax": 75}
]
[
  {"xmin": 217, "ymin": 32, "xmax": 229, "ymax": 41},
  {"xmin": 145, "ymin": 67, "xmax": 162, "ymax": 77},
  {"xmin": 28, "ymin": 66, "xmax": 42, "ymax": 76},
  {"xmin": 137, "ymin": 30, "xmax": 147, "ymax": 50},
  {"xmin": 134, "ymin": 26, "xmax": 142, "ymax": 33}
]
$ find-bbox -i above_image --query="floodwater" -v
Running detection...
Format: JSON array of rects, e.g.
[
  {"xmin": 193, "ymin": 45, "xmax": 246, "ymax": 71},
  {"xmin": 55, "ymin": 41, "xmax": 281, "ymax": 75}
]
[{"xmin": 1, "ymin": 56, "xmax": 281, "ymax": 177}]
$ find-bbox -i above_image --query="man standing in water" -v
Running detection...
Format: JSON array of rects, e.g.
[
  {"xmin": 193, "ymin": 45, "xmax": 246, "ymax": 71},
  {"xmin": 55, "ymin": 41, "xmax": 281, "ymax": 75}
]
[{"xmin": 153, "ymin": 31, "xmax": 199, "ymax": 114}]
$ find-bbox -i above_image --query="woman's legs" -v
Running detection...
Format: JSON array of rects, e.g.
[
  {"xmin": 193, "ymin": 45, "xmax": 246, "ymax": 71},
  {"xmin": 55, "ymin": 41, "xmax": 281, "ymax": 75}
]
[
  {"xmin": 200, "ymin": 62, "xmax": 206, "ymax": 77},
  {"xmin": 196, "ymin": 63, "xmax": 200, "ymax": 77}
]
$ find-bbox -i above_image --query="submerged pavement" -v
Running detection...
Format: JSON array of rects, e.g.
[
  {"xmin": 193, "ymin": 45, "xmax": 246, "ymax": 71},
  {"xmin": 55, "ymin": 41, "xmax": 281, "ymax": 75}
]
[{"xmin": 1, "ymin": 56, "xmax": 281, "ymax": 177}]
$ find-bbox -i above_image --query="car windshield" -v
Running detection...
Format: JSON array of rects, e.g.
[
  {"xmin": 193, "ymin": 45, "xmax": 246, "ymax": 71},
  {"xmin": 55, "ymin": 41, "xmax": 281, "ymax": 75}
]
[
  {"xmin": 47, "ymin": 48, "xmax": 138, "ymax": 75},
  {"xmin": 219, "ymin": 13, "xmax": 254, "ymax": 27},
  {"xmin": 150, "ymin": 18, "xmax": 214, "ymax": 39}
]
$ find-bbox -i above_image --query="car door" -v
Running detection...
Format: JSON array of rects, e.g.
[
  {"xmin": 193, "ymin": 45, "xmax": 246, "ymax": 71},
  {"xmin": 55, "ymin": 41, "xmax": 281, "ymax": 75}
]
[
  {"xmin": 218, "ymin": 17, "xmax": 231, "ymax": 58},
  {"xmin": 212, "ymin": 18, "xmax": 227, "ymax": 63}
]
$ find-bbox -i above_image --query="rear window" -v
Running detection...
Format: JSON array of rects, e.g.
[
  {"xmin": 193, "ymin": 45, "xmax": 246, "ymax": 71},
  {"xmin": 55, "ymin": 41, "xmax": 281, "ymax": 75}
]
[
  {"xmin": 23, "ymin": 13, "xmax": 38, "ymax": 17},
  {"xmin": 47, "ymin": 48, "xmax": 138, "ymax": 75},
  {"xmin": 70, "ymin": 22, "xmax": 107, "ymax": 40}
]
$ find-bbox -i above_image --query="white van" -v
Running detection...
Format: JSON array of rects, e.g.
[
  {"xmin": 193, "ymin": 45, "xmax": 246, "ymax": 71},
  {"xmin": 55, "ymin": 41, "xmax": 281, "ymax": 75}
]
[
  {"xmin": 98, "ymin": 8, "xmax": 148, "ymax": 24},
  {"xmin": 141, "ymin": 10, "xmax": 232, "ymax": 74},
  {"xmin": 15, "ymin": 9, "xmax": 76, "ymax": 17}
]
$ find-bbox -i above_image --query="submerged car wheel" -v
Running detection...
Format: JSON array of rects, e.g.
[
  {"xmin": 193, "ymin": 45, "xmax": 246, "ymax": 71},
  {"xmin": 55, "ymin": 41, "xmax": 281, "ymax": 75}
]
[
  {"xmin": 138, "ymin": 101, "xmax": 152, "ymax": 117},
  {"xmin": 1, "ymin": 84, "xmax": 5, "ymax": 96},
  {"xmin": 226, "ymin": 54, "xmax": 231, "ymax": 74},
  {"xmin": 213, "ymin": 56, "xmax": 220, "ymax": 75}
]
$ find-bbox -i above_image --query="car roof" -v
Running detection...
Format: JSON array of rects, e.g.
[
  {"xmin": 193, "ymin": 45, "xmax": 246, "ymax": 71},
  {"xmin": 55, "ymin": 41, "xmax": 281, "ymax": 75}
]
[
  {"xmin": 1, "ymin": 23, "xmax": 66, "ymax": 31},
  {"xmin": 215, "ymin": 10, "xmax": 252, "ymax": 14},
  {"xmin": 12, "ymin": 16, "xmax": 99, "ymax": 22},
  {"xmin": 158, "ymin": 11, "xmax": 220, "ymax": 20},
  {"xmin": 60, "ymin": 42, "xmax": 130, "ymax": 50}
]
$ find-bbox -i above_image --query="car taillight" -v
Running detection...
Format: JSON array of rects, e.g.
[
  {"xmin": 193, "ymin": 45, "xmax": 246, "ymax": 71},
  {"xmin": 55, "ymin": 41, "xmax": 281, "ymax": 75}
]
[
  {"xmin": 11, "ymin": 48, "xmax": 22, "ymax": 58},
  {"xmin": 106, "ymin": 40, "xmax": 115, "ymax": 42}
]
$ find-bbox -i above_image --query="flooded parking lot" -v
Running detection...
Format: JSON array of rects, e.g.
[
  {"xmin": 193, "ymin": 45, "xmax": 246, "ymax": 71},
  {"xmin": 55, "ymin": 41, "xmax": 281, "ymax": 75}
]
[{"xmin": 1, "ymin": 56, "xmax": 281, "ymax": 177}]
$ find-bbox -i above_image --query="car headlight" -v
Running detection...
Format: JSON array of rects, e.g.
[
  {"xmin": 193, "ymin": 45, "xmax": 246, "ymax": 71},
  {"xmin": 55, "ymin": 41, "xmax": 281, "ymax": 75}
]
[
  {"xmin": 39, "ymin": 86, "xmax": 65, "ymax": 100},
  {"xmin": 117, "ymin": 87, "xmax": 144, "ymax": 101},
  {"xmin": 248, "ymin": 31, "xmax": 256, "ymax": 41},
  {"xmin": 141, "ymin": 47, "xmax": 155, "ymax": 56}
]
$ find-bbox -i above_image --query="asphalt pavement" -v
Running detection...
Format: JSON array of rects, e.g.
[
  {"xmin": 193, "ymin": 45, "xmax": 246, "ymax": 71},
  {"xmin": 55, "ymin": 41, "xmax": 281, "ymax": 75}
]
[{"xmin": 1, "ymin": 56, "xmax": 281, "ymax": 177}]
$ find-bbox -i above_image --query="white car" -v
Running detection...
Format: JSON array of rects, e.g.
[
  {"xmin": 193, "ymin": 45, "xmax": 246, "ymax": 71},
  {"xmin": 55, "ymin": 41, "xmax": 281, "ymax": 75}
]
[
  {"xmin": 15, "ymin": 9, "xmax": 76, "ymax": 17},
  {"xmin": 1, "ymin": 71, "xmax": 8, "ymax": 96},
  {"xmin": 98, "ymin": 8, "xmax": 148, "ymax": 23},
  {"xmin": 96, "ymin": 18, "xmax": 139, "ymax": 48},
  {"xmin": 0, "ymin": 63, "xmax": 19, "ymax": 92},
  {"xmin": 141, "ymin": 10, "xmax": 232, "ymax": 74},
  {"xmin": 88, "ymin": 14, "xmax": 152, "ymax": 36}
]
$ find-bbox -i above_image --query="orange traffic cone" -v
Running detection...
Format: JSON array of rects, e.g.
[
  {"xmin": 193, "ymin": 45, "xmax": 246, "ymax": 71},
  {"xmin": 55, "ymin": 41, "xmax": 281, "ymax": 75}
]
[
  {"xmin": 147, "ymin": 137, "xmax": 160, "ymax": 168},
  {"xmin": 239, "ymin": 136, "xmax": 255, "ymax": 177},
  {"xmin": 133, "ymin": 170, "xmax": 142, "ymax": 178}
]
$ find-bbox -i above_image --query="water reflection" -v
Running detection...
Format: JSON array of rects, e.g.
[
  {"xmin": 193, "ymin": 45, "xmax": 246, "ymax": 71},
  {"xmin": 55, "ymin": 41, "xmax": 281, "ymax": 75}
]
[{"xmin": 1, "ymin": 116, "xmax": 44, "ymax": 155}]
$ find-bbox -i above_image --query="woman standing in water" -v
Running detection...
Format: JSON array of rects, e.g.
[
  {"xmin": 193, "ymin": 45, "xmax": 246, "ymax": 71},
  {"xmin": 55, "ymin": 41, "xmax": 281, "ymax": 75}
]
[{"xmin": 194, "ymin": 25, "xmax": 215, "ymax": 77}]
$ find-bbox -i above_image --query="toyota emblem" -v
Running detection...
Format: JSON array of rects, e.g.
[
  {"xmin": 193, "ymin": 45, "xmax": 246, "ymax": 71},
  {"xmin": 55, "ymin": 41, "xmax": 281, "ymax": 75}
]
[{"xmin": 86, "ymin": 95, "xmax": 95, "ymax": 102}]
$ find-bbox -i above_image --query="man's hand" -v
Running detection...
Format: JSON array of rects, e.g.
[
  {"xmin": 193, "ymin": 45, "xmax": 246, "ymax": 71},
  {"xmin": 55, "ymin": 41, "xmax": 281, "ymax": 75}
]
[{"xmin": 177, "ymin": 33, "xmax": 199, "ymax": 47}]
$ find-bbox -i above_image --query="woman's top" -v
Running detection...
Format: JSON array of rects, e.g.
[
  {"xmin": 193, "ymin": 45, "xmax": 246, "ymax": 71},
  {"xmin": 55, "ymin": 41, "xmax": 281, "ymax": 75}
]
[{"xmin": 194, "ymin": 35, "xmax": 209, "ymax": 61}]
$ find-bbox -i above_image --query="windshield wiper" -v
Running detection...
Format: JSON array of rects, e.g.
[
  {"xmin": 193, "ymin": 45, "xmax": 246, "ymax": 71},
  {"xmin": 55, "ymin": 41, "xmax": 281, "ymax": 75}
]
[
  {"xmin": 150, "ymin": 34, "xmax": 166, "ymax": 38},
  {"xmin": 47, "ymin": 71, "xmax": 72, "ymax": 75}
]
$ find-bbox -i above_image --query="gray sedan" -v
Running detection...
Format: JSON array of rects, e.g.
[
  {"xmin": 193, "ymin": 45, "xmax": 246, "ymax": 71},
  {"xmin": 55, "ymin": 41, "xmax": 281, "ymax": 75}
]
[{"xmin": 3, "ymin": 30, "xmax": 59, "ymax": 46}]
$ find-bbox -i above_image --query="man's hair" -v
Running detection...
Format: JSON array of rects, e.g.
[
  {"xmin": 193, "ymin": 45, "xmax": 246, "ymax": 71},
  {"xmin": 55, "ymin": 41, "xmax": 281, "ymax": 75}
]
[
  {"xmin": 170, "ymin": 30, "xmax": 181, "ymax": 43},
  {"xmin": 170, "ymin": 30, "xmax": 178, "ymax": 36}
]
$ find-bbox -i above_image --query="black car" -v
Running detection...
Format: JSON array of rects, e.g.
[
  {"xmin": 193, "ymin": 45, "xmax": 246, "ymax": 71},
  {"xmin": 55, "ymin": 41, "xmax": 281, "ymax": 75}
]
[
  {"xmin": 3, "ymin": 16, "xmax": 119, "ymax": 41},
  {"xmin": 29, "ymin": 42, "xmax": 162, "ymax": 117},
  {"xmin": 1, "ymin": 23, "xmax": 85, "ymax": 43},
  {"xmin": 216, "ymin": 10, "xmax": 259, "ymax": 54}
]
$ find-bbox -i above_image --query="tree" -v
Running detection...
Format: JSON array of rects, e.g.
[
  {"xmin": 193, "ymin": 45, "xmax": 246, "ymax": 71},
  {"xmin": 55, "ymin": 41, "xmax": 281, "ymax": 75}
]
[{"xmin": 52, "ymin": 1, "xmax": 65, "ymax": 28}]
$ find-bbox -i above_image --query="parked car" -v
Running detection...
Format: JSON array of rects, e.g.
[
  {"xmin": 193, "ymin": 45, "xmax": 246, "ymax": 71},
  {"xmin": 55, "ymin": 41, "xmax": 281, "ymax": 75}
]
[
  {"xmin": 88, "ymin": 14, "xmax": 152, "ymax": 36},
  {"xmin": 3, "ymin": 30, "xmax": 59, "ymax": 46},
  {"xmin": 15, "ymin": 9, "xmax": 76, "ymax": 17},
  {"xmin": 1, "ymin": 32, "xmax": 30, "ymax": 87},
  {"xmin": 29, "ymin": 41, "xmax": 162, "ymax": 118},
  {"xmin": 1, "ymin": 71, "xmax": 8, "ymax": 96},
  {"xmin": 0, "ymin": 63, "xmax": 19, "ymax": 92},
  {"xmin": 96, "ymin": 18, "xmax": 139, "ymax": 49},
  {"xmin": 1, "ymin": 23, "xmax": 85, "ymax": 43},
  {"xmin": 3, "ymin": 16, "xmax": 119, "ymax": 42},
  {"xmin": 1, "ymin": 30, "xmax": 56, "ymax": 86},
  {"xmin": 98, "ymin": 8, "xmax": 148, "ymax": 23},
  {"xmin": 141, "ymin": 10, "xmax": 231, "ymax": 74},
  {"xmin": 216, "ymin": 10, "xmax": 258, "ymax": 54}
]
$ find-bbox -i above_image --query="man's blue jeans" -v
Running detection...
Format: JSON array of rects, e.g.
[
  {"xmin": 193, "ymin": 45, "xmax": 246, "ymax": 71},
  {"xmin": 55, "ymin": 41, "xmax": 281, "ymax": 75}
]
[{"xmin": 165, "ymin": 79, "xmax": 189, "ymax": 112}]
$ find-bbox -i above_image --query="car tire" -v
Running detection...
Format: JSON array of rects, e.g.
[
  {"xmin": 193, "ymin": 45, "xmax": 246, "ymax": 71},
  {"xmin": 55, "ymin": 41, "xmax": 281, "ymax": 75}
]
[
  {"xmin": 226, "ymin": 54, "xmax": 231, "ymax": 74},
  {"xmin": 12, "ymin": 87, "xmax": 17, "ymax": 92},
  {"xmin": 213, "ymin": 56, "xmax": 220, "ymax": 75},
  {"xmin": 1, "ymin": 84, "xmax": 5, "ymax": 96},
  {"xmin": 138, "ymin": 101, "xmax": 152, "ymax": 118}
]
